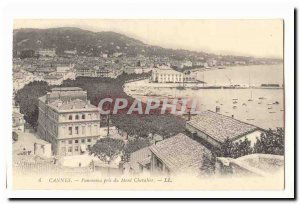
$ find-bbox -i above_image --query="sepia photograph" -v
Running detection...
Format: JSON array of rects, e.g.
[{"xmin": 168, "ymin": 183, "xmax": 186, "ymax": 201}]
[
  {"xmin": 10, "ymin": 19, "xmax": 286, "ymax": 190},
  {"xmin": 1, "ymin": 0, "xmax": 295, "ymax": 197}
]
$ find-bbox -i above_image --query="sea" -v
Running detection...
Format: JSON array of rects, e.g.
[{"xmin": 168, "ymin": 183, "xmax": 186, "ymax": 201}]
[{"xmin": 125, "ymin": 64, "xmax": 284, "ymax": 130}]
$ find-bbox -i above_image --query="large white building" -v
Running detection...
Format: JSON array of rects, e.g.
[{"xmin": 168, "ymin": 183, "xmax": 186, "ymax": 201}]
[
  {"xmin": 37, "ymin": 87, "xmax": 101, "ymax": 156},
  {"xmin": 151, "ymin": 67, "xmax": 197, "ymax": 83}
]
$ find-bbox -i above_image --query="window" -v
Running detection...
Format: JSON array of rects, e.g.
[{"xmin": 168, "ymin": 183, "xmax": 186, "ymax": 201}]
[
  {"xmin": 68, "ymin": 127, "xmax": 72, "ymax": 135},
  {"xmin": 75, "ymin": 115, "xmax": 79, "ymax": 120},
  {"xmin": 75, "ymin": 140, "xmax": 78, "ymax": 144},
  {"xmin": 69, "ymin": 115, "xmax": 72, "ymax": 120},
  {"xmin": 81, "ymin": 139, "xmax": 85, "ymax": 143},
  {"xmin": 68, "ymin": 140, "xmax": 72, "ymax": 145},
  {"xmin": 87, "ymin": 138, "xmax": 91, "ymax": 143},
  {"xmin": 87, "ymin": 145, "xmax": 91, "ymax": 149},
  {"xmin": 68, "ymin": 147, "xmax": 72, "ymax": 152},
  {"xmin": 75, "ymin": 126, "xmax": 79, "ymax": 134},
  {"xmin": 74, "ymin": 146, "xmax": 79, "ymax": 152},
  {"xmin": 82, "ymin": 126, "xmax": 85, "ymax": 135},
  {"xmin": 82, "ymin": 114, "xmax": 85, "ymax": 119}
]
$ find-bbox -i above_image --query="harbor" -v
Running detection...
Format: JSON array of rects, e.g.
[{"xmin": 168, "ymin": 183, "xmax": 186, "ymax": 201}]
[{"xmin": 124, "ymin": 64, "xmax": 284, "ymax": 130}]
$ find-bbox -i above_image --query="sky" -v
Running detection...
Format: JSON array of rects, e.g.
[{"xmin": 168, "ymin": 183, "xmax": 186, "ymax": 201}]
[{"xmin": 14, "ymin": 19, "xmax": 283, "ymax": 59}]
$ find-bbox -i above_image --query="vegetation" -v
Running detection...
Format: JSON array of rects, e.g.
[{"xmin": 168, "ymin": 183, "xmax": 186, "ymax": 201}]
[
  {"xmin": 201, "ymin": 128, "xmax": 284, "ymax": 176},
  {"xmin": 14, "ymin": 81, "xmax": 50, "ymax": 128},
  {"xmin": 89, "ymin": 138, "xmax": 125, "ymax": 163}
]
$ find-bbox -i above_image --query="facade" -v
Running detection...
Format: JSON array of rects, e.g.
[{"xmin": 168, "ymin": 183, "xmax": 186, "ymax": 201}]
[
  {"xmin": 44, "ymin": 74, "xmax": 64, "ymax": 85},
  {"xmin": 151, "ymin": 67, "xmax": 197, "ymax": 83},
  {"xmin": 186, "ymin": 110, "xmax": 262, "ymax": 148},
  {"xmin": 37, "ymin": 49, "xmax": 56, "ymax": 57},
  {"xmin": 12, "ymin": 105, "xmax": 25, "ymax": 133},
  {"xmin": 149, "ymin": 133, "xmax": 211, "ymax": 176},
  {"xmin": 76, "ymin": 67, "xmax": 110, "ymax": 78},
  {"xmin": 37, "ymin": 87, "xmax": 101, "ymax": 156}
]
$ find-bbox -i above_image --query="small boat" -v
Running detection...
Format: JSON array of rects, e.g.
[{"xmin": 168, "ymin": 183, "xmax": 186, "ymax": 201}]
[
  {"xmin": 268, "ymin": 107, "xmax": 273, "ymax": 109},
  {"xmin": 246, "ymin": 119, "xmax": 255, "ymax": 121},
  {"xmin": 233, "ymin": 101, "xmax": 238, "ymax": 104},
  {"xmin": 258, "ymin": 102, "xmax": 262, "ymax": 104},
  {"xmin": 232, "ymin": 98, "xmax": 238, "ymax": 100},
  {"xmin": 233, "ymin": 106, "xmax": 237, "ymax": 109},
  {"xmin": 258, "ymin": 97, "xmax": 266, "ymax": 100},
  {"xmin": 273, "ymin": 101, "xmax": 280, "ymax": 105},
  {"xmin": 280, "ymin": 110, "xmax": 284, "ymax": 112},
  {"xmin": 269, "ymin": 112, "xmax": 276, "ymax": 114},
  {"xmin": 242, "ymin": 103, "xmax": 247, "ymax": 106}
]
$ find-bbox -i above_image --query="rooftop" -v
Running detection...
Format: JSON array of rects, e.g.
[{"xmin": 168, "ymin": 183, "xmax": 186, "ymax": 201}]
[
  {"xmin": 51, "ymin": 87, "xmax": 83, "ymax": 92},
  {"xmin": 187, "ymin": 110, "xmax": 259, "ymax": 143},
  {"xmin": 48, "ymin": 98, "xmax": 97, "ymax": 111},
  {"xmin": 149, "ymin": 133, "xmax": 210, "ymax": 174},
  {"xmin": 129, "ymin": 146, "xmax": 151, "ymax": 173}
]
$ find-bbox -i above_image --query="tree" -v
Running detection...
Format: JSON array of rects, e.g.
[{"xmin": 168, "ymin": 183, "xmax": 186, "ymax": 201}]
[
  {"xmin": 89, "ymin": 138, "xmax": 125, "ymax": 163},
  {"xmin": 200, "ymin": 152, "xmax": 216, "ymax": 176},
  {"xmin": 253, "ymin": 128, "xmax": 284, "ymax": 155},
  {"xmin": 220, "ymin": 138, "xmax": 235, "ymax": 158},
  {"xmin": 14, "ymin": 81, "xmax": 50, "ymax": 128}
]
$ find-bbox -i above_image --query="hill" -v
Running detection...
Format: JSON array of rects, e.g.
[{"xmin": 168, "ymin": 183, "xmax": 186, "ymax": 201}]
[{"xmin": 13, "ymin": 27, "xmax": 282, "ymax": 63}]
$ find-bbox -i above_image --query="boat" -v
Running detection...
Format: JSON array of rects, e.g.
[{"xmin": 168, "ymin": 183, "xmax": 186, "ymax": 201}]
[
  {"xmin": 258, "ymin": 102, "xmax": 262, "ymax": 104},
  {"xmin": 242, "ymin": 103, "xmax": 247, "ymax": 106},
  {"xmin": 258, "ymin": 97, "xmax": 266, "ymax": 100},
  {"xmin": 268, "ymin": 107, "xmax": 273, "ymax": 110},
  {"xmin": 273, "ymin": 101, "xmax": 280, "ymax": 105},
  {"xmin": 233, "ymin": 101, "xmax": 238, "ymax": 104},
  {"xmin": 248, "ymin": 91, "xmax": 253, "ymax": 101},
  {"xmin": 269, "ymin": 112, "xmax": 276, "ymax": 114},
  {"xmin": 246, "ymin": 119, "xmax": 255, "ymax": 121},
  {"xmin": 233, "ymin": 106, "xmax": 237, "ymax": 109},
  {"xmin": 176, "ymin": 86, "xmax": 185, "ymax": 90}
]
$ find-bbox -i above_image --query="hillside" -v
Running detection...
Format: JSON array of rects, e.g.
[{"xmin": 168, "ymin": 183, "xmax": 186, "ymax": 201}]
[{"xmin": 13, "ymin": 27, "xmax": 282, "ymax": 63}]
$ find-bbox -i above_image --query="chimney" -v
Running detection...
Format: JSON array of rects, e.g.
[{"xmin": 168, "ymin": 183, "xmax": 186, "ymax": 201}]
[
  {"xmin": 46, "ymin": 93, "xmax": 51, "ymax": 104},
  {"xmin": 187, "ymin": 111, "xmax": 191, "ymax": 121}
]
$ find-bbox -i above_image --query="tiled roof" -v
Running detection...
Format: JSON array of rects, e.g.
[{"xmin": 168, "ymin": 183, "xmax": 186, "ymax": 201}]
[
  {"xmin": 149, "ymin": 133, "xmax": 210, "ymax": 174},
  {"xmin": 129, "ymin": 146, "xmax": 151, "ymax": 173},
  {"xmin": 49, "ymin": 99, "xmax": 97, "ymax": 111},
  {"xmin": 51, "ymin": 87, "xmax": 83, "ymax": 92},
  {"xmin": 186, "ymin": 110, "xmax": 258, "ymax": 143}
]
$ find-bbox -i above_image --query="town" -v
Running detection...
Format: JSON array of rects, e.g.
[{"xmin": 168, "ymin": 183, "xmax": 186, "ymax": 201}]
[{"xmin": 12, "ymin": 28, "xmax": 284, "ymax": 180}]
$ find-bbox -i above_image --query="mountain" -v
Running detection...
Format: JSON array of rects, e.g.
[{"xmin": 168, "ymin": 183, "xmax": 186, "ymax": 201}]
[{"xmin": 13, "ymin": 27, "xmax": 281, "ymax": 63}]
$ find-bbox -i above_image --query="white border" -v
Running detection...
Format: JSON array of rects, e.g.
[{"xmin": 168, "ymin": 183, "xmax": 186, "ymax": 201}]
[{"xmin": 1, "ymin": 0, "xmax": 295, "ymax": 199}]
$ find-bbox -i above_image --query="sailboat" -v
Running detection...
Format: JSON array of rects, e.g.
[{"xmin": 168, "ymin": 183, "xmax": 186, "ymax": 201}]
[
  {"xmin": 248, "ymin": 91, "xmax": 253, "ymax": 102},
  {"xmin": 248, "ymin": 72, "xmax": 253, "ymax": 102}
]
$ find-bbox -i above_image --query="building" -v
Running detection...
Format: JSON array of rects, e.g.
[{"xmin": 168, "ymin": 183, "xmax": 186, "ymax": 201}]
[
  {"xmin": 215, "ymin": 154, "xmax": 284, "ymax": 177},
  {"xmin": 151, "ymin": 67, "xmax": 197, "ymax": 83},
  {"xmin": 44, "ymin": 74, "xmax": 64, "ymax": 86},
  {"xmin": 12, "ymin": 105, "xmax": 25, "ymax": 133},
  {"xmin": 37, "ymin": 49, "xmax": 56, "ymax": 57},
  {"xmin": 127, "ymin": 146, "xmax": 151, "ymax": 175},
  {"xmin": 149, "ymin": 133, "xmax": 211, "ymax": 176},
  {"xmin": 186, "ymin": 110, "xmax": 263, "ymax": 148},
  {"xmin": 37, "ymin": 87, "xmax": 101, "ymax": 156},
  {"xmin": 76, "ymin": 66, "xmax": 110, "ymax": 78}
]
